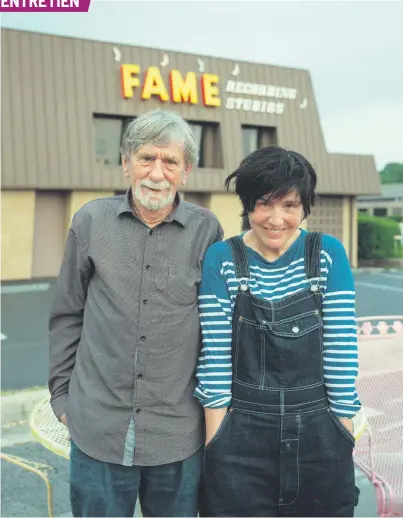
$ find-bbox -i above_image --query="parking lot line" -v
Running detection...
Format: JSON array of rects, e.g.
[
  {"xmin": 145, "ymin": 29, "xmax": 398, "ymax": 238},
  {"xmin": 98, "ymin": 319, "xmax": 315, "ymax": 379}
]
[
  {"xmin": 1, "ymin": 283, "xmax": 50, "ymax": 295},
  {"xmin": 355, "ymin": 282, "xmax": 403, "ymax": 293},
  {"xmin": 376, "ymin": 272, "xmax": 403, "ymax": 280}
]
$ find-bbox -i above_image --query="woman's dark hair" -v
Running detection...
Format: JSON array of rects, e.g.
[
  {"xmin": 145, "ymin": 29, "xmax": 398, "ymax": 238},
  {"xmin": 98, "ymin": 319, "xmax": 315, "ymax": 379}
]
[{"xmin": 224, "ymin": 146, "xmax": 317, "ymax": 219}]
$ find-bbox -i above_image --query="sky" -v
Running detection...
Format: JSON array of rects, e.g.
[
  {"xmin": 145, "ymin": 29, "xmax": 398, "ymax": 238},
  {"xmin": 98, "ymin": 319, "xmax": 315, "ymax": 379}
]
[{"xmin": 1, "ymin": 0, "xmax": 403, "ymax": 170}]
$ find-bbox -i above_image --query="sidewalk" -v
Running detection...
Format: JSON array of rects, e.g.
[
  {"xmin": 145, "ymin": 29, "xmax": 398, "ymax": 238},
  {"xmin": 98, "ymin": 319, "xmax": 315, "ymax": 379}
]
[
  {"xmin": 354, "ymin": 266, "xmax": 403, "ymax": 273},
  {"xmin": 2, "ymin": 338, "xmax": 401, "ymax": 517},
  {"xmin": 1, "ymin": 387, "xmax": 49, "ymax": 426}
]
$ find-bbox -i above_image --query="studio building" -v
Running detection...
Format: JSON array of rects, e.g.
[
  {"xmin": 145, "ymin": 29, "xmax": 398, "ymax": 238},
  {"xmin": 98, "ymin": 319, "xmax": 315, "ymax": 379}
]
[{"xmin": 1, "ymin": 29, "xmax": 380, "ymax": 281}]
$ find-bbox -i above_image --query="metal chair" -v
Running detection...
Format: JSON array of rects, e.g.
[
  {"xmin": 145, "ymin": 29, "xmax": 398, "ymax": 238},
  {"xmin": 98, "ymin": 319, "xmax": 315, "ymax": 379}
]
[
  {"xmin": 0, "ymin": 396, "xmax": 69, "ymax": 518},
  {"xmin": 29, "ymin": 397, "xmax": 70, "ymax": 460},
  {"xmin": 2, "ymin": 315, "xmax": 402, "ymax": 517},
  {"xmin": 354, "ymin": 315, "xmax": 403, "ymax": 517}
]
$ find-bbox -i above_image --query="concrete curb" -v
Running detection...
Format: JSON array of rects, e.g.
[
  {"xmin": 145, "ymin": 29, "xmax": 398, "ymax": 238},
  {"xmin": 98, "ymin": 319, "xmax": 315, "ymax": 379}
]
[
  {"xmin": 1, "ymin": 387, "xmax": 49, "ymax": 425},
  {"xmin": 354, "ymin": 267, "xmax": 402, "ymax": 273}
]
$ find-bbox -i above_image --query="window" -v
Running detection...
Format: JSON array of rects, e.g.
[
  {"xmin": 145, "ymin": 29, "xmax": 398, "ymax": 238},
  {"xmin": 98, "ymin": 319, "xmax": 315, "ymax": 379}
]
[
  {"xmin": 122, "ymin": 117, "xmax": 135, "ymax": 140},
  {"xmin": 358, "ymin": 208, "xmax": 368, "ymax": 213},
  {"xmin": 187, "ymin": 121, "xmax": 223, "ymax": 169},
  {"xmin": 189, "ymin": 124, "xmax": 203, "ymax": 152},
  {"xmin": 94, "ymin": 115, "xmax": 134, "ymax": 166},
  {"xmin": 242, "ymin": 125, "xmax": 277, "ymax": 158},
  {"xmin": 94, "ymin": 116, "xmax": 123, "ymax": 166},
  {"xmin": 373, "ymin": 208, "xmax": 387, "ymax": 217},
  {"xmin": 242, "ymin": 127, "xmax": 258, "ymax": 157},
  {"xmin": 93, "ymin": 115, "xmax": 222, "ymax": 168},
  {"xmin": 188, "ymin": 123, "xmax": 204, "ymax": 167}
]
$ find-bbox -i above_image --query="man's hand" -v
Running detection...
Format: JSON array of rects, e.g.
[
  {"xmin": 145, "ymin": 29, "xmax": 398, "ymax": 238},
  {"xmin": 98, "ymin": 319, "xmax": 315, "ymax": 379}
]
[
  {"xmin": 59, "ymin": 414, "xmax": 67, "ymax": 426},
  {"xmin": 58, "ymin": 413, "xmax": 71, "ymax": 440},
  {"xmin": 338, "ymin": 417, "xmax": 354, "ymax": 437}
]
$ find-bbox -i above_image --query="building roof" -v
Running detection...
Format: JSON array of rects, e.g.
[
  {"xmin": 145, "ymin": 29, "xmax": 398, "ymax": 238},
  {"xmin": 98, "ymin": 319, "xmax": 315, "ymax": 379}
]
[
  {"xmin": 358, "ymin": 183, "xmax": 403, "ymax": 202},
  {"xmin": 381, "ymin": 183, "xmax": 403, "ymax": 197},
  {"xmin": 1, "ymin": 28, "xmax": 380, "ymax": 197}
]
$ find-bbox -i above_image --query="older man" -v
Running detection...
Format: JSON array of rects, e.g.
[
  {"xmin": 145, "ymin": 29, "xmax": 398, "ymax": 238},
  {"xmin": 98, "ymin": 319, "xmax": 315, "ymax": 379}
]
[{"xmin": 48, "ymin": 110, "xmax": 223, "ymax": 517}]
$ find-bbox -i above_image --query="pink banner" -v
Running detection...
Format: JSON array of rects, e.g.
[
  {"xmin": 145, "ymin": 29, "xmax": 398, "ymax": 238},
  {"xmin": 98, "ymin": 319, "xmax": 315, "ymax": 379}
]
[{"xmin": 0, "ymin": 0, "xmax": 91, "ymax": 12}]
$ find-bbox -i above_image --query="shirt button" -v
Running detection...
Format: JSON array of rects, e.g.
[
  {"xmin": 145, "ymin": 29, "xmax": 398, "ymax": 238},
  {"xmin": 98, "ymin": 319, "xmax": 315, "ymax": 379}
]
[
  {"xmin": 145, "ymin": 265, "xmax": 151, "ymax": 270},
  {"xmin": 149, "ymin": 230, "xmax": 154, "ymax": 236},
  {"xmin": 136, "ymin": 408, "xmax": 141, "ymax": 414},
  {"xmin": 143, "ymin": 299, "xmax": 148, "ymax": 305},
  {"xmin": 137, "ymin": 373, "xmax": 143, "ymax": 379},
  {"xmin": 140, "ymin": 336, "xmax": 146, "ymax": 341}
]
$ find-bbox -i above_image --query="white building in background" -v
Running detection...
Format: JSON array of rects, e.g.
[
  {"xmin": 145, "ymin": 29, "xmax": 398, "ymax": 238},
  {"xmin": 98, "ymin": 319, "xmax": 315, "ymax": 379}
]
[{"xmin": 357, "ymin": 183, "xmax": 403, "ymax": 219}]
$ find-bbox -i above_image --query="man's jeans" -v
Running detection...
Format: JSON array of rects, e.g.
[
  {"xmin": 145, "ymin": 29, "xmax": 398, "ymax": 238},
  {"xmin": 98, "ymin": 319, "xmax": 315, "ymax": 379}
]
[{"xmin": 70, "ymin": 441, "xmax": 202, "ymax": 517}]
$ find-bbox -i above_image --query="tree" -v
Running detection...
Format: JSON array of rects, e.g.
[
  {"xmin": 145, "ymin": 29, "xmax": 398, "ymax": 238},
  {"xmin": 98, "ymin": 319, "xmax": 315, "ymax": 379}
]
[{"xmin": 379, "ymin": 162, "xmax": 403, "ymax": 184}]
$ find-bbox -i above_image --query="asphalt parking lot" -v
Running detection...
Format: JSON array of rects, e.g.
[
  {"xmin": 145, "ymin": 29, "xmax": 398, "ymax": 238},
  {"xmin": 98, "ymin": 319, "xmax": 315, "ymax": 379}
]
[
  {"xmin": 354, "ymin": 270, "xmax": 403, "ymax": 318},
  {"xmin": 2, "ymin": 270, "xmax": 402, "ymax": 517},
  {"xmin": 1, "ymin": 271, "xmax": 403, "ymax": 392}
]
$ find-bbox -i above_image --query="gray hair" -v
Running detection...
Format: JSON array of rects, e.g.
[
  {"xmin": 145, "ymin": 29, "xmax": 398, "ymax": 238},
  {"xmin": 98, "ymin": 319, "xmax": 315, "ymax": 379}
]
[{"xmin": 120, "ymin": 110, "xmax": 199, "ymax": 168}]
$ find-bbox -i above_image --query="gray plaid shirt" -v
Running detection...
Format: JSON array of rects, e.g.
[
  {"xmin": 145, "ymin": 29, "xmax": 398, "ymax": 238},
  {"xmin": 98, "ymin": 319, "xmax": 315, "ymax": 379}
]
[{"xmin": 49, "ymin": 190, "xmax": 223, "ymax": 466}]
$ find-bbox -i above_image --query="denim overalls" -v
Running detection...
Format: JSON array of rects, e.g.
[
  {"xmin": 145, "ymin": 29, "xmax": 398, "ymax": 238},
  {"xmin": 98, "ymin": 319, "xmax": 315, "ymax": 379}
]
[{"xmin": 200, "ymin": 232, "xmax": 356, "ymax": 517}]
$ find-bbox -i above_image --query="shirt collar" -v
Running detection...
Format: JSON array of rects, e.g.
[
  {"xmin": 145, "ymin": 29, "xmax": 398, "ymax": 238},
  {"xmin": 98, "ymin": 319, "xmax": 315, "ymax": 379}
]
[
  {"xmin": 117, "ymin": 188, "xmax": 189, "ymax": 227},
  {"xmin": 117, "ymin": 189, "xmax": 133, "ymax": 216}
]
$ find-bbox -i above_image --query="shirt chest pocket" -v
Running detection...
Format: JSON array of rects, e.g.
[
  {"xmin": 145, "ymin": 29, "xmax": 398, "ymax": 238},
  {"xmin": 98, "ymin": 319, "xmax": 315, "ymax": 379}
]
[{"xmin": 157, "ymin": 261, "xmax": 202, "ymax": 306}]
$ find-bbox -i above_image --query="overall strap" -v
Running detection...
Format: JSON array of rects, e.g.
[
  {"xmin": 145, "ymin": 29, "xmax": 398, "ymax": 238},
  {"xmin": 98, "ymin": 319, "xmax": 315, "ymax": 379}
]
[
  {"xmin": 226, "ymin": 236, "xmax": 250, "ymax": 281},
  {"xmin": 304, "ymin": 231, "xmax": 324, "ymax": 280}
]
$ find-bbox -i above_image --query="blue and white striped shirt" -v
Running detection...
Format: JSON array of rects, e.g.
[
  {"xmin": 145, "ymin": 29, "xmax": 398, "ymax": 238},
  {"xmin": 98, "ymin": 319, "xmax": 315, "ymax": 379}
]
[{"xmin": 194, "ymin": 230, "xmax": 361, "ymax": 418}]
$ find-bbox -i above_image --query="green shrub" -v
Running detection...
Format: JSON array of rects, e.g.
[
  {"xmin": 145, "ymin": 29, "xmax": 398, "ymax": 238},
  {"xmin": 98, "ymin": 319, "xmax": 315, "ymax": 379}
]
[{"xmin": 358, "ymin": 213, "xmax": 401, "ymax": 260}]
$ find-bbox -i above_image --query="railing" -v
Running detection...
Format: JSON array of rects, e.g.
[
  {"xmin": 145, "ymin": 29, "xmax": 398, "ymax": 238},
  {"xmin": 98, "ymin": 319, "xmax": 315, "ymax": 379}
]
[
  {"xmin": 355, "ymin": 316, "xmax": 403, "ymax": 516},
  {"xmin": 357, "ymin": 316, "xmax": 403, "ymax": 340}
]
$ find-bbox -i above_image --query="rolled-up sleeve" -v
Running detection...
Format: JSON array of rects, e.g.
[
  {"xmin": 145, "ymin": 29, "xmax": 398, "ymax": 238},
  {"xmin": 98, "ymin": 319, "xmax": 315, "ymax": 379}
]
[
  {"xmin": 322, "ymin": 236, "xmax": 361, "ymax": 418},
  {"xmin": 194, "ymin": 243, "xmax": 233, "ymax": 408}
]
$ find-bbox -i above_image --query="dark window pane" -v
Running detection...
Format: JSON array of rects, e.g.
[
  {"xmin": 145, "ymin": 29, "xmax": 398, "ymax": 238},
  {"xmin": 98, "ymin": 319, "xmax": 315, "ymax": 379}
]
[
  {"xmin": 189, "ymin": 123, "xmax": 203, "ymax": 149},
  {"xmin": 188, "ymin": 121, "xmax": 224, "ymax": 169},
  {"xmin": 189, "ymin": 123, "xmax": 203, "ymax": 167},
  {"xmin": 373, "ymin": 208, "xmax": 387, "ymax": 217},
  {"xmin": 122, "ymin": 117, "xmax": 135, "ymax": 139},
  {"xmin": 94, "ymin": 116, "xmax": 123, "ymax": 166},
  {"xmin": 242, "ymin": 127, "xmax": 258, "ymax": 157}
]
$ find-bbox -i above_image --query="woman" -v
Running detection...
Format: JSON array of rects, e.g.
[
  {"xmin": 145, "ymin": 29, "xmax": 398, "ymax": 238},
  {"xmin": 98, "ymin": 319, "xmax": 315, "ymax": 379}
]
[{"xmin": 195, "ymin": 146, "xmax": 360, "ymax": 517}]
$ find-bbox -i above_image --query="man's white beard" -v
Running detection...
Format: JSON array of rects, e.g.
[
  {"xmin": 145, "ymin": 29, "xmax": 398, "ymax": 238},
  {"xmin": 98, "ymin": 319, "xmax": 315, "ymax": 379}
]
[{"xmin": 134, "ymin": 179, "xmax": 175, "ymax": 211}]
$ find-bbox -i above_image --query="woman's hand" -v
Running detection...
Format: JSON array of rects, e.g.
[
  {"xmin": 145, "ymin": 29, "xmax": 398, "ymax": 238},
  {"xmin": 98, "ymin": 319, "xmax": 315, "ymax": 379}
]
[
  {"xmin": 205, "ymin": 408, "xmax": 228, "ymax": 446},
  {"xmin": 338, "ymin": 417, "xmax": 354, "ymax": 437}
]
